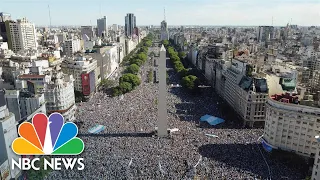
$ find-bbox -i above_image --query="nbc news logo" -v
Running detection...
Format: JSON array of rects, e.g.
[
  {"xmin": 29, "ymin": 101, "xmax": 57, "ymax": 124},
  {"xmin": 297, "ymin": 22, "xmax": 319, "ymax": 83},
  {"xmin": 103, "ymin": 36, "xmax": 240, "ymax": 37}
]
[{"xmin": 11, "ymin": 113, "xmax": 85, "ymax": 170}]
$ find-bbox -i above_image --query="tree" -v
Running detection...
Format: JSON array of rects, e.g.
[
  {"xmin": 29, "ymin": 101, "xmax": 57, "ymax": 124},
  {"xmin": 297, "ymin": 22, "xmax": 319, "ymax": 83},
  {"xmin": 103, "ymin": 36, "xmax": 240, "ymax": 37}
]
[
  {"xmin": 144, "ymin": 40, "xmax": 152, "ymax": 47},
  {"xmin": 119, "ymin": 73, "xmax": 141, "ymax": 87},
  {"xmin": 136, "ymin": 52, "xmax": 147, "ymax": 62},
  {"xmin": 182, "ymin": 75, "xmax": 199, "ymax": 91},
  {"xmin": 178, "ymin": 51, "xmax": 186, "ymax": 59},
  {"xmin": 112, "ymin": 86, "xmax": 123, "ymax": 97},
  {"xmin": 126, "ymin": 64, "xmax": 140, "ymax": 74},
  {"xmin": 130, "ymin": 58, "xmax": 144, "ymax": 66},
  {"xmin": 173, "ymin": 61, "xmax": 185, "ymax": 73},
  {"xmin": 162, "ymin": 40, "xmax": 169, "ymax": 47},
  {"xmin": 100, "ymin": 79, "xmax": 116, "ymax": 89},
  {"xmin": 119, "ymin": 82, "xmax": 133, "ymax": 93},
  {"xmin": 139, "ymin": 46, "xmax": 148, "ymax": 54}
]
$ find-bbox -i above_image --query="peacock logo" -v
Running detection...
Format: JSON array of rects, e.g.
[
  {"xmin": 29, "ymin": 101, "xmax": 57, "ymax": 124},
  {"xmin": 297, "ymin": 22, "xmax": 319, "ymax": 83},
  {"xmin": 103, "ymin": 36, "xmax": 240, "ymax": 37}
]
[{"xmin": 12, "ymin": 113, "xmax": 84, "ymax": 155}]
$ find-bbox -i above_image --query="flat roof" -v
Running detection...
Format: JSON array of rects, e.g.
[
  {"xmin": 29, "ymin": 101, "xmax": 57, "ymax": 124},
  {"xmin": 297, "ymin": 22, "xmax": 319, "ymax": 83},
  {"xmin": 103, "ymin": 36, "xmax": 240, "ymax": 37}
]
[{"xmin": 18, "ymin": 74, "xmax": 46, "ymax": 79}]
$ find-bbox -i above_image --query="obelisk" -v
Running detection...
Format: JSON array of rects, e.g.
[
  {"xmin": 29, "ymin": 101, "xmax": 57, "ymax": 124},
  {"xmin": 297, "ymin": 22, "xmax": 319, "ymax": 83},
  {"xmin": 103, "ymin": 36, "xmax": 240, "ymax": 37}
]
[{"xmin": 157, "ymin": 44, "xmax": 168, "ymax": 137}]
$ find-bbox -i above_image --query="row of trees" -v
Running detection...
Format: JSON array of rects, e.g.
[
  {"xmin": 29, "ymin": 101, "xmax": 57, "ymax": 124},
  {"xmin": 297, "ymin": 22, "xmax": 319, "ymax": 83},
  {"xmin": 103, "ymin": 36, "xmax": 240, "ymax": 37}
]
[
  {"xmin": 111, "ymin": 35, "xmax": 153, "ymax": 96},
  {"xmin": 163, "ymin": 40, "xmax": 200, "ymax": 92}
]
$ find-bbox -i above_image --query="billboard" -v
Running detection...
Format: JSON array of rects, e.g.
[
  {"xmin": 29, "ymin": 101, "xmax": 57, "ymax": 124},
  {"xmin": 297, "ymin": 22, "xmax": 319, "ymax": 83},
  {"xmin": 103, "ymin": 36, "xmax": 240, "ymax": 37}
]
[
  {"xmin": 81, "ymin": 73, "xmax": 90, "ymax": 96},
  {"xmin": 89, "ymin": 71, "xmax": 95, "ymax": 93},
  {"xmin": 0, "ymin": 160, "xmax": 10, "ymax": 180}
]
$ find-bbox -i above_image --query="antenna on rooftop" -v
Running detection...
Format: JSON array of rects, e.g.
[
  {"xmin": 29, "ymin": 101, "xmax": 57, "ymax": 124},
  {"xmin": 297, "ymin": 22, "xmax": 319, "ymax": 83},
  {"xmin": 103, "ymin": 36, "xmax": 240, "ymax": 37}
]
[
  {"xmin": 272, "ymin": 16, "xmax": 273, "ymax": 26},
  {"xmin": 48, "ymin": 4, "xmax": 52, "ymax": 33},
  {"xmin": 164, "ymin": 7, "xmax": 166, "ymax": 21}
]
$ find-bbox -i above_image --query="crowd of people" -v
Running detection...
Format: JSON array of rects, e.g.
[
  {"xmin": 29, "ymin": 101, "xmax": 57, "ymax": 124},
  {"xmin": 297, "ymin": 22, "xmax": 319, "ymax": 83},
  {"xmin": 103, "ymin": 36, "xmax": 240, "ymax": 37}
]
[{"xmin": 45, "ymin": 48, "xmax": 304, "ymax": 180}]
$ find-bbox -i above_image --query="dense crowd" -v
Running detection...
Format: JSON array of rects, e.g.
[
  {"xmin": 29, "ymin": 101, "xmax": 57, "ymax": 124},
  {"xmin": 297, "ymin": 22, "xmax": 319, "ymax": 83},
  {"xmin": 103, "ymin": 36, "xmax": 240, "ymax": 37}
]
[{"xmin": 45, "ymin": 48, "xmax": 304, "ymax": 180}]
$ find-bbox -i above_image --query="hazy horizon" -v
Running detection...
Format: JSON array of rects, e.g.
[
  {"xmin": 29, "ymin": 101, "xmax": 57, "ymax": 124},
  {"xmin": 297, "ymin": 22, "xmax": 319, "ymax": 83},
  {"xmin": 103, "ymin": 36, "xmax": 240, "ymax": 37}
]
[{"xmin": 2, "ymin": 0, "xmax": 320, "ymax": 27}]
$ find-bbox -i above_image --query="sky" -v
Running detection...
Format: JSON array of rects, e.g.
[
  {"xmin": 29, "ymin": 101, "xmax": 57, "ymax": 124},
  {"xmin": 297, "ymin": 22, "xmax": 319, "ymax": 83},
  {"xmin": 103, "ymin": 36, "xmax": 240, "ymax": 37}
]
[{"xmin": 1, "ymin": 0, "xmax": 320, "ymax": 26}]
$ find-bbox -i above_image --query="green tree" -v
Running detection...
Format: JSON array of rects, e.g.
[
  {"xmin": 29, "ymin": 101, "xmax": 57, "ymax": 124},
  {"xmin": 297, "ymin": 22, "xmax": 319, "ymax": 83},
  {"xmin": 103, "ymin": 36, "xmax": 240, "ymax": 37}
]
[
  {"xmin": 144, "ymin": 40, "xmax": 152, "ymax": 47},
  {"xmin": 136, "ymin": 52, "xmax": 147, "ymax": 62},
  {"xmin": 119, "ymin": 82, "xmax": 133, "ymax": 93},
  {"xmin": 100, "ymin": 79, "xmax": 116, "ymax": 89},
  {"xmin": 139, "ymin": 46, "xmax": 148, "ymax": 54},
  {"xmin": 112, "ymin": 86, "xmax": 123, "ymax": 97},
  {"xmin": 162, "ymin": 40, "xmax": 169, "ymax": 47},
  {"xmin": 174, "ymin": 61, "xmax": 185, "ymax": 73},
  {"xmin": 126, "ymin": 64, "xmax": 140, "ymax": 74},
  {"xmin": 182, "ymin": 75, "xmax": 199, "ymax": 91},
  {"xmin": 130, "ymin": 58, "xmax": 144, "ymax": 66},
  {"xmin": 178, "ymin": 51, "xmax": 186, "ymax": 59},
  {"xmin": 120, "ymin": 73, "xmax": 141, "ymax": 87}
]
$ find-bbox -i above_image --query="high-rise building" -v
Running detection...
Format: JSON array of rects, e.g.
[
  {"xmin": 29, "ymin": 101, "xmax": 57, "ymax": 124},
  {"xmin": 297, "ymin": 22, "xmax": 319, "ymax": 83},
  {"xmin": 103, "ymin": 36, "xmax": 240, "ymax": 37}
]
[
  {"xmin": 0, "ymin": 90, "xmax": 21, "ymax": 179},
  {"xmin": 6, "ymin": 18, "xmax": 37, "ymax": 52},
  {"xmin": 257, "ymin": 26, "xmax": 274, "ymax": 43},
  {"xmin": 160, "ymin": 20, "xmax": 169, "ymax": 41},
  {"xmin": 81, "ymin": 26, "xmax": 95, "ymax": 40},
  {"xmin": 0, "ymin": 12, "xmax": 11, "ymax": 42},
  {"xmin": 97, "ymin": 16, "xmax": 108, "ymax": 38},
  {"xmin": 125, "ymin": 13, "xmax": 136, "ymax": 37}
]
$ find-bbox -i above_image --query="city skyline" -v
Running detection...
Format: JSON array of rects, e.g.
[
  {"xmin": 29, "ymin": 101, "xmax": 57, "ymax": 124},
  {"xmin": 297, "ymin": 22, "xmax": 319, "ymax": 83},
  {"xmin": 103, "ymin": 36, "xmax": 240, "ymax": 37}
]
[{"xmin": 1, "ymin": 0, "xmax": 319, "ymax": 26}]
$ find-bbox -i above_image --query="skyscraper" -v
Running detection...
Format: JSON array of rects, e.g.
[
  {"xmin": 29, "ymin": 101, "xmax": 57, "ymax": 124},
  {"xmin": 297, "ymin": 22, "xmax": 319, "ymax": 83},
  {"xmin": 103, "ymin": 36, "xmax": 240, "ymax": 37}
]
[
  {"xmin": 6, "ymin": 18, "xmax": 37, "ymax": 52},
  {"xmin": 160, "ymin": 8, "xmax": 169, "ymax": 41},
  {"xmin": 257, "ymin": 26, "xmax": 274, "ymax": 43},
  {"xmin": 97, "ymin": 16, "xmax": 108, "ymax": 38},
  {"xmin": 0, "ymin": 12, "xmax": 11, "ymax": 42},
  {"xmin": 160, "ymin": 20, "xmax": 169, "ymax": 41},
  {"xmin": 81, "ymin": 26, "xmax": 95, "ymax": 40},
  {"xmin": 125, "ymin": 13, "xmax": 136, "ymax": 37}
]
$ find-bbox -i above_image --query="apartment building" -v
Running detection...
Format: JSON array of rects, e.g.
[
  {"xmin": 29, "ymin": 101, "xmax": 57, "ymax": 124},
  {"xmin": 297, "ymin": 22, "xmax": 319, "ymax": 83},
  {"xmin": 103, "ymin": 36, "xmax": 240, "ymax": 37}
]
[
  {"xmin": 64, "ymin": 39, "xmax": 81, "ymax": 57},
  {"xmin": 61, "ymin": 55, "xmax": 98, "ymax": 96},
  {"xmin": 6, "ymin": 18, "xmax": 37, "ymax": 52},
  {"xmin": 0, "ymin": 90, "xmax": 21, "ymax": 179},
  {"xmin": 223, "ymin": 59, "xmax": 268, "ymax": 127},
  {"xmin": 312, "ymin": 137, "xmax": 320, "ymax": 180},
  {"xmin": 4, "ymin": 89, "xmax": 46, "ymax": 123},
  {"xmin": 44, "ymin": 71, "xmax": 76, "ymax": 121}
]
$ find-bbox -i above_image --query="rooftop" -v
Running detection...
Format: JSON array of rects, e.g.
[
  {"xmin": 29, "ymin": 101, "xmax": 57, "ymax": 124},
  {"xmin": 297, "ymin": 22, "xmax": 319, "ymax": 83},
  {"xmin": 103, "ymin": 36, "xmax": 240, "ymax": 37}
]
[{"xmin": 18, "ymin": 74, "xmax": 46, "ymax": 79}]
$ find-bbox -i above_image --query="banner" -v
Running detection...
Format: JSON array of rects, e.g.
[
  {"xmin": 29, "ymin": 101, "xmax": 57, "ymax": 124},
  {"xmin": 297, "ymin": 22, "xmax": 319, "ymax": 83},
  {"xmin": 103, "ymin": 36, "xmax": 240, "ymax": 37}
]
[{"xmin": 81, "ymin": 73, "xmax": 90, "ymax": 96}]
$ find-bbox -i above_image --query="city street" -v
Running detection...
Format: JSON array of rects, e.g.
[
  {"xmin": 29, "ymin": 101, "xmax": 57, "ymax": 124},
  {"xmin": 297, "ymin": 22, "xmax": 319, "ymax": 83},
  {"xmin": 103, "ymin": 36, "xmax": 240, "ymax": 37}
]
[{"xmin": 45, "ymin": 47, "xmax": 304, "ymax": 180}]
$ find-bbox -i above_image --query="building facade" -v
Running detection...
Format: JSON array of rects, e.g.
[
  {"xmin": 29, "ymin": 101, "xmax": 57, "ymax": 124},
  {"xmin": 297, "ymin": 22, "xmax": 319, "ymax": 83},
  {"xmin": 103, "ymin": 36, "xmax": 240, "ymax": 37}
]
[
  {"xmin": 6, "ymin": 18, "xmax": 37, "ymax": 52},
  {"xmin": 81, "ymin": 26, "xmax": 95, "ymax": 40},
  {"xmin": 97, "ymin": 16, "xmax": 108, "ymax": 38},
  {"xmin": 160, "ymin": 20, "xmax": 169, "ymax": 41},
  {"xmin": 44, "ymin": 71, "xmax": 76, "ymax": 121},
  {"xmin": 61, "ymin": 55, "xmax": 98, "ymax": 96},
  {"xmin": 125, "ymin": 13, "xmax": 136, "ymax": 37},
  {"xmin": 0, "ymin": 12, "xmax": 11, "ymax": 42},
  {"xmin": 263, "ymin": 96, "xmax": 320, "ymax": 157},
  {"xmin": 64, "ymin": 39, "xmax": 81, "ymax": 57},
  {"xmin": 0, "ymin": 90, "xmax": 21, "ymax": 179}
]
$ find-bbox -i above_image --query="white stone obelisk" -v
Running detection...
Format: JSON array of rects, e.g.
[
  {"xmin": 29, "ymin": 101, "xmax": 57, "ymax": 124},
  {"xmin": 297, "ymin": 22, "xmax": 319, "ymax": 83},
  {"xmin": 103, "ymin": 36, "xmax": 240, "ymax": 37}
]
[{"xmin": 157, "ymin": 44, "xmax": 168, "ymax": 137}]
